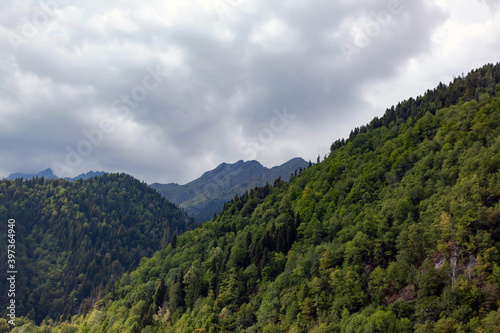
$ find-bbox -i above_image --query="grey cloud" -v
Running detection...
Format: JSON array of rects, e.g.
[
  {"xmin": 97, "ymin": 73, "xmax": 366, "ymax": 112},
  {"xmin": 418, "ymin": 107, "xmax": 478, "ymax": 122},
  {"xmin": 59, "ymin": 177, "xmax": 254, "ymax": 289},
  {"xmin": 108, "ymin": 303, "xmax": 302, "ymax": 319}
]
[{"xmin": 0, "ymin": 0, "xmax": 458, "ymax": 183}]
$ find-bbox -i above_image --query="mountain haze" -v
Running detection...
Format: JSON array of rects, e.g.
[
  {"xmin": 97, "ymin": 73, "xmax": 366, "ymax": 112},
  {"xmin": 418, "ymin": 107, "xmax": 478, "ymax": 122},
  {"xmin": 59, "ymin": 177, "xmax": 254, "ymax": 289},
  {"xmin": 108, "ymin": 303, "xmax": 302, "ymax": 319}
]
[{"xmin": 150, "ymin": 158, "xmax": 309, "ymax": 222}]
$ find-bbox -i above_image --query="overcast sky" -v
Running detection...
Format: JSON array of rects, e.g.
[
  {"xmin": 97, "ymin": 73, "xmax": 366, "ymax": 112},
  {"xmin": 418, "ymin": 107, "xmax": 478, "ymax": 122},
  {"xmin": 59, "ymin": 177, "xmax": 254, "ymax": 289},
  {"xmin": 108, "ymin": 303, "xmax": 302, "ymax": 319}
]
[{"xmin": 0, "ymin": 0, "xmax": 499, "ymax": 184}]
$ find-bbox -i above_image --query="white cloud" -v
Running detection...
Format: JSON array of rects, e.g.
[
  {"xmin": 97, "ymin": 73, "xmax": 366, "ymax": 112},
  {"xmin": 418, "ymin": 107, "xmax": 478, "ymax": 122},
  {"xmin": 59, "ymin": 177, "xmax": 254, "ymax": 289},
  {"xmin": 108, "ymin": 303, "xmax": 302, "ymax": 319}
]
[
  {"xmin": 363, "ymin": 0, "xmax": 500, "ymax": 117},
  {"xmin": 251, "ymin": 18, "xmax": 288, "ymax": 45}
]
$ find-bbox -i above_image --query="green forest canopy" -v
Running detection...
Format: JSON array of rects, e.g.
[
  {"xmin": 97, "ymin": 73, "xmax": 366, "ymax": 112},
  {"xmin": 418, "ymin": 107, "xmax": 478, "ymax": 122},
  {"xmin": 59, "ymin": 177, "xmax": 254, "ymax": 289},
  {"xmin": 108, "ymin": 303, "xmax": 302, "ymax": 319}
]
[
  {"xmin": 3, "ymin": 63, "xmax": 500, "ymax": 332},
  {"xmin": 0, "ymin": 174, "xmax": 196, "ymax": 324}
]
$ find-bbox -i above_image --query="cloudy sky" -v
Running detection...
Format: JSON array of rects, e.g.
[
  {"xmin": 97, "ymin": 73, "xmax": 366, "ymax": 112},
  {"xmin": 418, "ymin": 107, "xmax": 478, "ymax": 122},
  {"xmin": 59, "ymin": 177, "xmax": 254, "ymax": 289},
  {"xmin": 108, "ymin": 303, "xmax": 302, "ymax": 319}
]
[{"xmin": 0, "ymin": 0, "xmax": 499, "ymax": 184}]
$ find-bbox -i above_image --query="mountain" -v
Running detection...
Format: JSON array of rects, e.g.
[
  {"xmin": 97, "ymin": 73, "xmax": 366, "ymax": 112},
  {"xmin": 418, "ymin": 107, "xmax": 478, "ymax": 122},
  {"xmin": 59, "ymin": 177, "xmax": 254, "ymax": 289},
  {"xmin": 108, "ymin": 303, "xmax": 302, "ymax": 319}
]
[
  {"xmin": 8, "ymin": 63, "xmax": 500, "ymax": 332},
  {"xmin": 63, "ymin": 170, "xmax": 107, "ymax": 181},
  {"xmin": 5, "ymin": 168, "xmax": 106, "ymax": 181},
  {"xmin": 0, "ymin": 173, "xmax": 196, "ymax": 324},
  {"xmin": 6, "ymin": 168, "xmax": 58, "ymax": 180},
  {"xmin": 150, "ymin": 158, "xmax": 309, "ymax": 222}
]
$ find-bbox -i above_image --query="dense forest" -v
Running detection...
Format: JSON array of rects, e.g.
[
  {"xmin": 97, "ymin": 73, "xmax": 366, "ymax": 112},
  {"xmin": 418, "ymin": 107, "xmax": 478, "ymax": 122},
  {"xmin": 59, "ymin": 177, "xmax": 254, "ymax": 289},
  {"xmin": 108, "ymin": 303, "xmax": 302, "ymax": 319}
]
[
  {"xmin": 3, "ymin": 63, "xmax": 500, "ymax": 332},
  {"xmin": 0, "ymin": 174, "xmax": 196, "ymax": 324}
]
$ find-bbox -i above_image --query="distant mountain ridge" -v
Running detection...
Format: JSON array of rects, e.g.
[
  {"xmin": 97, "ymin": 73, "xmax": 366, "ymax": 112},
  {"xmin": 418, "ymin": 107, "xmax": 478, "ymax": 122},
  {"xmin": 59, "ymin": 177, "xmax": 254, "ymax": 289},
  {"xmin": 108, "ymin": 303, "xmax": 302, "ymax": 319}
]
[
  {"xmin": 150, "ymin": 157, "xmax": 309, "ymax": 222},
  {"xmin": 6, "ymin": 168, "xmax": 106, "ymax": 181}
]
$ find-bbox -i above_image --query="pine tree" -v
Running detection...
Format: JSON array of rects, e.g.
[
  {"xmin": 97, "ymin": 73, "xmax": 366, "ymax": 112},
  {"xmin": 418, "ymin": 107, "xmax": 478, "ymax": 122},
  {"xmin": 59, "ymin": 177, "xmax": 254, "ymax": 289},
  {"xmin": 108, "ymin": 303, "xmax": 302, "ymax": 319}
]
[{"xmin": 171, "ymin": 232, "xmax": 177, "ymax": 249}]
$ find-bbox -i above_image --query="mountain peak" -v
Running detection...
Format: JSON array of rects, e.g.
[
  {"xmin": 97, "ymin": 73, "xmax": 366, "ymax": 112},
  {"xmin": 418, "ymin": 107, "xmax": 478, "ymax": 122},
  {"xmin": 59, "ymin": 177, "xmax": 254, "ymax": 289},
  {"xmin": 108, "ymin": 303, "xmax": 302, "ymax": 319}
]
[
  {"xmin": 6, "ymin": 169, "xmax": 106, "ymax": 181},
  {"xmin": 6, "ymin": 168, "xmax": 57, "ymax": 180},
  {"xmin": 150, "ymin": 157, "xmax": 308, "ymax": 222},
  {"xmin": 38, "ymin": 168, "xmax": 55, "ymax": 176}
]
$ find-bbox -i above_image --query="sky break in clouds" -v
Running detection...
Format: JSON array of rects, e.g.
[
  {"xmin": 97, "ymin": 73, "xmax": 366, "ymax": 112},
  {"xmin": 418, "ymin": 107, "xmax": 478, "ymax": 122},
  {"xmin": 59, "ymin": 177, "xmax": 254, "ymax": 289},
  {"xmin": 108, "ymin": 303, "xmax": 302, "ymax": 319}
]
[{"xmin": 0, "ymin": 0, "xmax": 499, "ymax": 184}]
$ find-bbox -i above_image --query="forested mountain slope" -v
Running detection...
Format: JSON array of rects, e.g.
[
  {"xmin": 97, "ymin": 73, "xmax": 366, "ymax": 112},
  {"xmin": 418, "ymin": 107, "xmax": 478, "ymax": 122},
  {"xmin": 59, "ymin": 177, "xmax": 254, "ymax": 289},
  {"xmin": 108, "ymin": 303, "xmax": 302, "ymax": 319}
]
[
  {"xmin": 8, "ymin": 63, "xmax": 500, "ymax": 332},
  {"xmin": 150, "ymin": 158, "xmax": 309, "ymax": 223},
  {"xmin": 0, "ymin": 174, "xmax": 196, "ymax": 324}
]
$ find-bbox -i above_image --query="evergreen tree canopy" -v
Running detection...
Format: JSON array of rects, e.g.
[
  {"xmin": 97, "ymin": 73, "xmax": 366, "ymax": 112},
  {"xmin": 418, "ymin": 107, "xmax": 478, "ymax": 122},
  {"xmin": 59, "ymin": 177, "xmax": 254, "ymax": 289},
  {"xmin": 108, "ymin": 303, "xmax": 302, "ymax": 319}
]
[
  {"xmin": 0, "ymin": 173, "xmax": 196, "ymax": 324},
  {"xmin": 5, "ymin": 63, "xmax": 500, "ymax": 332}
]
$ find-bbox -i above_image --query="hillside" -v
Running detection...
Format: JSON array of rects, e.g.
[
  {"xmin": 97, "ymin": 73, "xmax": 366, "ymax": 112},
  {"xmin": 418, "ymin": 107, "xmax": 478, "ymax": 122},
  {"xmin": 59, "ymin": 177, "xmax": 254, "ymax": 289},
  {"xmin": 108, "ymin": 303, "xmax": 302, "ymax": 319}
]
[
  {"xmin": 0, "ymin": 174, "xmax": 196, "ymax": 324},
  {"xmin": 150, "ymin": 158, "xmax": 309, "ymax": 222},
  {"xmin": 7, "ymin": 63, "xmax": 500, "ymax": 332}
]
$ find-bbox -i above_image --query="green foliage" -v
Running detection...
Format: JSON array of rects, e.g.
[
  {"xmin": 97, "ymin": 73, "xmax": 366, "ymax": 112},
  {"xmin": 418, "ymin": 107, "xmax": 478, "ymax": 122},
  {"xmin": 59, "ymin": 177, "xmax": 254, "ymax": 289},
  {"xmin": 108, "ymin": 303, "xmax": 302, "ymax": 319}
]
[
  {"xmin": 21, "ymin": 63, "xmax": 500, "ymax": 331},
  {"xmin": 0, "ymin": 174, "xmax": 196, "ymax": 324}
]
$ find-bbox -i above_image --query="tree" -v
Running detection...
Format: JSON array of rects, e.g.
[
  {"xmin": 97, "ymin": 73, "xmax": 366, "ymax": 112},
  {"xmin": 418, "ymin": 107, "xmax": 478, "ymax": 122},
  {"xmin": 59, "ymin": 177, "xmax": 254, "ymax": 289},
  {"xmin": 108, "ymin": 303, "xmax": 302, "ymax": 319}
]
[{"xmin": 171, "ymin": 232, "xmax": 177, "ymax": 249}]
